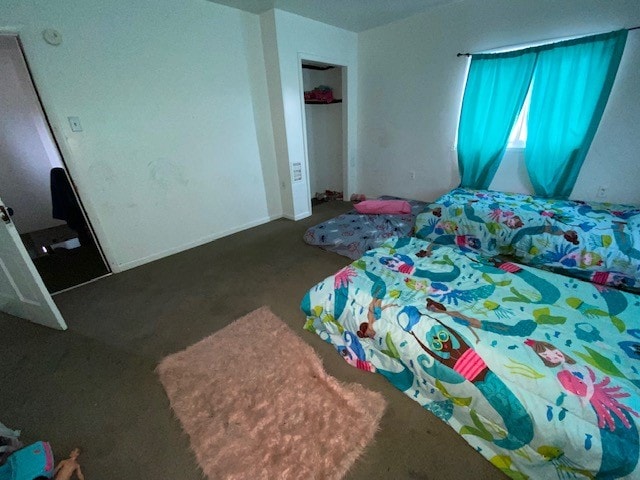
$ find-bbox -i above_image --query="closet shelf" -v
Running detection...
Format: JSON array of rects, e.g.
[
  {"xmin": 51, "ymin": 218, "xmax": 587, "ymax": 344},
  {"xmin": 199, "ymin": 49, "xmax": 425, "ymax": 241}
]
[
  {"xmin": 304, "ymin": 99, "xmax": 343, "ymax": 104},
  {"xmin": 302, "ymin": 64, "xmax": 335, "ymax": 71}
]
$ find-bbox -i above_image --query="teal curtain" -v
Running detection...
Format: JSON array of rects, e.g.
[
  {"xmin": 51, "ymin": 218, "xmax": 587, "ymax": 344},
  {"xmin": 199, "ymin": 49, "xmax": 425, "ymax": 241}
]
[
  {"xmin": 457, "ymin": 51, "xmax": 537, "ymax": 189},
  {"xmin": 525, "ymin": 30, "xmax": 628, "ymax": 198}
]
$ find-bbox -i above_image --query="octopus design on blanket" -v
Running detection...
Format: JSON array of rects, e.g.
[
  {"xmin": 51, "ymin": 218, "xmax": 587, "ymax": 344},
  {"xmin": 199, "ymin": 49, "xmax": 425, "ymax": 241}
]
[{"xmin": 526, "ymin": 339, "xmax": 639, "ymax": 478}]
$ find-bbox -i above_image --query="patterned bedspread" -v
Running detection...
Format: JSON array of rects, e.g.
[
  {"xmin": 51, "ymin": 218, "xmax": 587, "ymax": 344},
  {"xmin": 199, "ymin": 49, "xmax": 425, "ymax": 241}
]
[
  {"xmin": 414, "ymin": 188, "xmax": 640, "ymax": 292},
  {"xmin": 302, "ymin": 237, "xmax": 640, "ymax": 479},
  {"xmin": 303, "ymin": 196, "xmax": 426, "ymax": 260}
]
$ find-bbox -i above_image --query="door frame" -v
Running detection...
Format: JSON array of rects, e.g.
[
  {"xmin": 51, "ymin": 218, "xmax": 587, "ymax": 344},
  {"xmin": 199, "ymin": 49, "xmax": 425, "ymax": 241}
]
[
  {"xmin": 1, "ymin": 32, "xmax": 113, "ymax": 280},
  {"xmin": 297, "ymin": 53, "xmax": 351, "ymax": 215}
]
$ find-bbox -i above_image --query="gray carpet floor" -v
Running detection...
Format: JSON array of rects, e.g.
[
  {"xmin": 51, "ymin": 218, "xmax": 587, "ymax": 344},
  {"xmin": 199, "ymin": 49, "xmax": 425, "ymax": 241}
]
[{"xmin": 0, "ymin": 201, "xmax": 505, "ymax": 479}]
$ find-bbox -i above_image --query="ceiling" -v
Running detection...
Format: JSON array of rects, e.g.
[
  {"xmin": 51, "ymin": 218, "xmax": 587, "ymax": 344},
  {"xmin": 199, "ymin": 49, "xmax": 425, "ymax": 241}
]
[{"xmin": 207, "ymin": 0, "xmax": 460, "ymax": 32}]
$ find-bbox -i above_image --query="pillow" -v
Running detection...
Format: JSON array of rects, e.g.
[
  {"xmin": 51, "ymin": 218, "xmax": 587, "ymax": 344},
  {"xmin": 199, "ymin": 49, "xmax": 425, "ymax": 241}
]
[{"xmin": 354, "ymin": 199, "xmax": 411, "ymax": 215}]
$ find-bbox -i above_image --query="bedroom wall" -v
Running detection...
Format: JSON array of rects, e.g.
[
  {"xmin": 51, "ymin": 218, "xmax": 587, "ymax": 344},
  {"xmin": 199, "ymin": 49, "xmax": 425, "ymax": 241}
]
[
  {"xmin": 0, "ymin": 0, "xmax": 281, "ymax": 271},
  {"xmin": 357, "ymin": 0, "xmax": 640, "ymax": 205},
  {"xmin": 262, "ymin": 9, "xmax": 358, "ymax": 220}
]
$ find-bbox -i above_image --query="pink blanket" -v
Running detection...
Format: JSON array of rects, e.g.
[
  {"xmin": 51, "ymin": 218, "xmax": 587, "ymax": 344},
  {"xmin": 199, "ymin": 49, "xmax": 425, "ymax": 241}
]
[{"xmin": 354, "ymin": 199, "xmax": 411, "ymax": 215}]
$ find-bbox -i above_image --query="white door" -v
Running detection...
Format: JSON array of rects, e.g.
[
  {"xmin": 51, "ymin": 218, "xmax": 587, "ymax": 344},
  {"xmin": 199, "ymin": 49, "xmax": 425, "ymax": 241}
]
[{"xmin": 0, "ymin": 198, "xmax": 67, "ymax": 330}]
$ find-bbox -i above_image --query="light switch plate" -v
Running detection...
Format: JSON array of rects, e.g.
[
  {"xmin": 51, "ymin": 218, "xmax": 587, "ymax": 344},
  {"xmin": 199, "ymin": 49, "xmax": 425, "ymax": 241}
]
[
  {"xmin": 292, "ymin": 162, "xmax": 303, "ymax": 182},
  {"xmin": 68, "ymin": 116, "xmax": 83, "ymax": 132}
]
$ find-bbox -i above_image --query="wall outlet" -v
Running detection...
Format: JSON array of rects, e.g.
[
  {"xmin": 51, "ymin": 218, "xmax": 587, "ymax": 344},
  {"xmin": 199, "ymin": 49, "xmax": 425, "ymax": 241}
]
[
  {"xmin": 409, "ymin": 170, "xmax": 416, "ymax": 180},
  {"xmin": 597, "ymin": 185, "xmax": 607, "ymax": 198}
]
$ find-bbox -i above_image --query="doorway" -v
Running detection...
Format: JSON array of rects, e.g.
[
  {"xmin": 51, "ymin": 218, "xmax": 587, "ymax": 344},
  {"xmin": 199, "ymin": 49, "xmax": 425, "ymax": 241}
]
[
  {"xmin": 0, "ymin": 35, "xmax": 110, "ymax": 293},
  {"xmin": 301, "ymin": 61, "xmax": 345, "ymax": 210}
]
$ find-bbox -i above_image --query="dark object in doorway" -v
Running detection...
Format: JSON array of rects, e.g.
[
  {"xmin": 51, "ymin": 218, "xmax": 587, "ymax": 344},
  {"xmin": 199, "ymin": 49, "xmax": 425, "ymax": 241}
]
[{"xmin": 50, "ymin": 168, "xmax": 91, "ymax": 245}]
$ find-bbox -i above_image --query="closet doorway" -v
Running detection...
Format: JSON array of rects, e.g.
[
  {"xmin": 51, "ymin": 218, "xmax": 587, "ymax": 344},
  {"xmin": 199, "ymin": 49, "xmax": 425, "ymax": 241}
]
[
  {"xmin": 0, "ymin": 35, "xmax": 110, "ymax": 294},
  {"xmin": 301, "ymin": 61, "xmax": 345, "ymax": 210}
]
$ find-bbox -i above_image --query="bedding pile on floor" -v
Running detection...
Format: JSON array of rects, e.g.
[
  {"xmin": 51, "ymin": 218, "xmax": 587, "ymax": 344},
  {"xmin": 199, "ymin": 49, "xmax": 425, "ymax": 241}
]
[
  {"xmin": 157, "ymin": 306, "xmax": 385, "ymax": 480},
  {"xmin": 415, "ymin": 188, "xmax": 640, "ymax": 291},
  {"xmin": 304, "ymin": 196, "xmax": 426, "ymax": 259},
  {"xmin": 302, "ymin": 236, "xmax": 640, "ymax": 479}
]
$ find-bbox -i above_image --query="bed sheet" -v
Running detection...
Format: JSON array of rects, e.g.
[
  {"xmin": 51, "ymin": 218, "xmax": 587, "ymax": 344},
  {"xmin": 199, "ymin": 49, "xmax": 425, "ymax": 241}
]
[
  {"xmin": 303, "ymin": 196, "xmax": 426, "ymax": 260},
  {"xmin": 415, "ymin": 188, "xmax": 640, "ymax": 292},
  {"xmin": 302, "ymin": 236, "xmax": 640, "ymax": 479}
]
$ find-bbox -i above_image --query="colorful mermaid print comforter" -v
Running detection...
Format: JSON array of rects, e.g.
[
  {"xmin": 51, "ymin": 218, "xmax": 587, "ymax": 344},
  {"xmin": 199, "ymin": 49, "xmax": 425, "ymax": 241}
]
[
  {"xmin": 414, "ymin": 188, "xmax": 640, "ymax": 292},
  {"xmin": 303, "ymin": 196, "xmax": 426, "ymax": 260},
  {"xmin": 301, "ymin": 237, "xmax": 640, "ymax": 479}
]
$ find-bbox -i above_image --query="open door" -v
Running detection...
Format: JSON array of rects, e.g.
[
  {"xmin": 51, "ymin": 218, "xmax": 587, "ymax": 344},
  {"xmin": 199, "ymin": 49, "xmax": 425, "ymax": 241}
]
[
  {"xmin": 0, "ymin": 34, "xmax": 111, "ymax": 294},
  {"xmin": 0, "ymin": 197, "xmax": 66, "ymax": 330}
]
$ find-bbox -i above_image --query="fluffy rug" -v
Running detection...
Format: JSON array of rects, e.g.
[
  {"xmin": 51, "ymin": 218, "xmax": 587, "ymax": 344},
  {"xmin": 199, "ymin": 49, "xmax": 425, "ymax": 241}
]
[{"xmin": 157, "ymin": 306, "xmax": 386, "ymax": 480}]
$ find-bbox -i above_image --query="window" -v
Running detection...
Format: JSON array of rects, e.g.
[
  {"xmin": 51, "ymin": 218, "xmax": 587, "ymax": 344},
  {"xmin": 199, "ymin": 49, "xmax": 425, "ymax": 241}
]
[{"xmin": 507, "ymin": 84, "xmax": 531, "ymax": 149}]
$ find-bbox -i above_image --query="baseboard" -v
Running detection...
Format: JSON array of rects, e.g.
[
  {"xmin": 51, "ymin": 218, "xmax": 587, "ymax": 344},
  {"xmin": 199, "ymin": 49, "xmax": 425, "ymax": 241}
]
[
  {"xmin": 283, "ymin": 211, "xmax": 311, "ymax": 221},
  {"xmin": 116, "ymin": 214, "xmax": 281, "ymax": 271},
  {"xmin": 51, "ymin": 272, "xmax": 113, "ymax": 295}
]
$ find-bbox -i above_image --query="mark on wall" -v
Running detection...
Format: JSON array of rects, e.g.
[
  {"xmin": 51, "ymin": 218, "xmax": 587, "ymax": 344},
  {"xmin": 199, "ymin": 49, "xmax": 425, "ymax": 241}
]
[
  {"xmin": 371, "ymin": 126, "xmax": 390, "ymax": 149},
  {"xmin": 148, "ymin": 158, "xmax": 189, "ymax": 189},
  {"xmin": 88, "ymin": 161, "xmax": 117, "ymax": 195}
]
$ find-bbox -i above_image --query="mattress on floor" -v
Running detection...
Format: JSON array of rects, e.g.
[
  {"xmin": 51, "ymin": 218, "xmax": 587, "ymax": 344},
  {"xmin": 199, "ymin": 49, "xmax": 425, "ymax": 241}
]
[
  {"xmin": 301, "ymin": 236, "xmax": 640, "ymax": 479},
  {"xmin": 303, "ymin": 196, "xmax": 426, "ymax": 260},
  {"xmin": 414, "ymin": 188, "xmax": 640, "ymax": 292}
]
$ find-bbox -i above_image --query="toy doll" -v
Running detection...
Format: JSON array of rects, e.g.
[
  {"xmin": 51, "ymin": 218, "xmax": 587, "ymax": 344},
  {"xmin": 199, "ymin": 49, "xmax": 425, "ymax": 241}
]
[{"xmin": 54, "ymin": 447, "xmax": 84, "ymax": 480}]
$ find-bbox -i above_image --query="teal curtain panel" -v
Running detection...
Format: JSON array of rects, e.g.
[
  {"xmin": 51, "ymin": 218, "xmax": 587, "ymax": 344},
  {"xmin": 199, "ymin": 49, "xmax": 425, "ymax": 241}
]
[
  {"xmin": 525, "ymin": 30, "xmax": 628, "ymax": 198},
  {"xmin": 457, "ymin": 51, "xmax": 537, "ymax": 189}
]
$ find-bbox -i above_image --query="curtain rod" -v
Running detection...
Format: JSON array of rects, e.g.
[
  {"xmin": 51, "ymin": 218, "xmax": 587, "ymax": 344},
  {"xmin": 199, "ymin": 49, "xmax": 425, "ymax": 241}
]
[{"xmin": 456, "ymin": 25, "xmax": 640, "ymax": 57}]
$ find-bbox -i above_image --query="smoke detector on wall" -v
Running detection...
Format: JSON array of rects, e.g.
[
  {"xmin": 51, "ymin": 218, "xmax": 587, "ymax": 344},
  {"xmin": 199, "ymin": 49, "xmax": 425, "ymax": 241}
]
[{"xmin": 42, "ymin": 29, "xmax": 62, "ymax": 46}]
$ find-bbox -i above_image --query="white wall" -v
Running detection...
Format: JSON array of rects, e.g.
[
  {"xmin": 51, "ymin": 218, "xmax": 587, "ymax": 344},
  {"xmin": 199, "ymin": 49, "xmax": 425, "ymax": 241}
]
[
  {"xmin": 262, "ymin": 9, "xmax": 358, "ymax": 220},
  {"xmin": 303, "ymin": 67, "xmax": 343, "ymax": 196},
  {"xmin": 0, "ymin": 0, "xmax": 281, "ymax": 270},
  {"xmin": 358, "ymin": 0, "xmax": 640, "ymax": 205},
  {"xmin": 0, "ymin": 35, "xmax": 64, "ymax": 234}
]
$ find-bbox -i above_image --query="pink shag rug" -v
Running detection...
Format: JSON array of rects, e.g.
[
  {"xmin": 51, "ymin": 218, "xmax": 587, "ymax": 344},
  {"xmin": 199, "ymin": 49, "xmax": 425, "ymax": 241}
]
[{"xmin": 157, "ymin": 306, "xmax": 386, "ymax": 480}]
